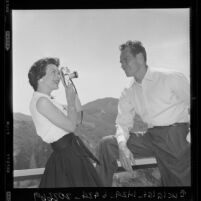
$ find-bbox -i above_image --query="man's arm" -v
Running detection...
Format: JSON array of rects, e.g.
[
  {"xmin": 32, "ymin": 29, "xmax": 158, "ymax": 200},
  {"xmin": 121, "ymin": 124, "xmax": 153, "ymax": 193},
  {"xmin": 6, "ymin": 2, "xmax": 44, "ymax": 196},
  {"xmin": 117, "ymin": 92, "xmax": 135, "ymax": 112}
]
[
  {"xmin": 115, "ymin": 87, "xmax": 136, "ymax": 171},
  {"xmin": 167, "ymin": 72, "xmax": 190, "ymax": 143},
  {"xmin": 167, "ymin": 72, "xmax": 190, "ymax": 106},
  {"xmin": 116, "ymin": 88, "xmax": 135, "ymax": 143}
]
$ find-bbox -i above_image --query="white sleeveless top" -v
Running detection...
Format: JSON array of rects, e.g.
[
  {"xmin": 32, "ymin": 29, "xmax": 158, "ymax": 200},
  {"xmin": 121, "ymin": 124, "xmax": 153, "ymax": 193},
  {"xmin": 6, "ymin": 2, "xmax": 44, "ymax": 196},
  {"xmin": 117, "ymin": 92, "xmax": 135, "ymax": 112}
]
[{"xmin": 29, "ymin": 91, "xmax": 68, "ymax": 143}]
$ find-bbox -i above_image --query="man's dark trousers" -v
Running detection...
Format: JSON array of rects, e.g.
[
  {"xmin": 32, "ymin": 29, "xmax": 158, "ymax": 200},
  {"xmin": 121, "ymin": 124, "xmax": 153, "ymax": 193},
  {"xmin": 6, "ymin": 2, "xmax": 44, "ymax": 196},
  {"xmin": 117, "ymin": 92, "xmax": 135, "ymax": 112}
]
[{"xmin": 95, "ymin": 123, "xmax": 190, "ymax": 186}]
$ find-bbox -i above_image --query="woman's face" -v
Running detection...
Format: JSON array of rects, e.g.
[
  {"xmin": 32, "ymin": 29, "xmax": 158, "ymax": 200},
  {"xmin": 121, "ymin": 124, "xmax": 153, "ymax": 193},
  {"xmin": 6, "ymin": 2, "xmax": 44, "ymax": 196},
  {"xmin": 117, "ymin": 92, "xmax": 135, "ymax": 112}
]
[{"xmin": 40, "ymin": 64, "xmax": 61, "ymax": 91}]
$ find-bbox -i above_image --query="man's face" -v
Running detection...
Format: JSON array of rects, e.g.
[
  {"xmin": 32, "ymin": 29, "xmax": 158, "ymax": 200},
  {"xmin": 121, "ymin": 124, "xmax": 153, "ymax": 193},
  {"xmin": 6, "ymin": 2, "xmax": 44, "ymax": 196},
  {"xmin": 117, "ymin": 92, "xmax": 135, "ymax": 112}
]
[{"xmin": 120, "ymin": 47, "xmax": 140, "ymax": 77}]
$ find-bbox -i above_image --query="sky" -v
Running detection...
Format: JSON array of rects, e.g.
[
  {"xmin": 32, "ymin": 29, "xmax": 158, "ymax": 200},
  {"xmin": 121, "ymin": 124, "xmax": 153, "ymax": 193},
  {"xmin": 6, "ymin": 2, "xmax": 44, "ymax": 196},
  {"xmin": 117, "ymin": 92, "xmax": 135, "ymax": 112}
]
[{"xmin": 12, "ymin": 9, "xmax": 190, "ymax": 115}]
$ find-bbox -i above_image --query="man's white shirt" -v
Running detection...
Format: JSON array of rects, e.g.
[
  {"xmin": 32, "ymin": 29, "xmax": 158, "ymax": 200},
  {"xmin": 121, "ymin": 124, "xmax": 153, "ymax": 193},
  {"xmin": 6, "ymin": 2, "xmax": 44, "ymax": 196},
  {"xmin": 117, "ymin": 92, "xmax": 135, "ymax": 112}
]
[{"xmin": 115, "ymin": 67, "xmax": 190, "ymax": 144}]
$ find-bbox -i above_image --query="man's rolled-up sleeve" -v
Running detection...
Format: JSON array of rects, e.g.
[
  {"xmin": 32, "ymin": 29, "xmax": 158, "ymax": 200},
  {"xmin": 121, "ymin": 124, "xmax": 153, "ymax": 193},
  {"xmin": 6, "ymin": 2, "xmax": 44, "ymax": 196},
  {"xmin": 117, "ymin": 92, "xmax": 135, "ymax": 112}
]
[{"xmin": 115, "ymin": 88, "xmax": 135, "ymax": 145}]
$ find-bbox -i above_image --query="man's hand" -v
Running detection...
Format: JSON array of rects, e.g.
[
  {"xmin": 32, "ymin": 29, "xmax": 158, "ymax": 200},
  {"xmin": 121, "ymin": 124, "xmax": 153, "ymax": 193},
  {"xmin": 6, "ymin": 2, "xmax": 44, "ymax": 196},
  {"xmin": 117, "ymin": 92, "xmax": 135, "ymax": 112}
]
[
  {"xmin": 186, "ymin": 132, "xmax": 191, "ymax": 143},
  {"xmin": 118, "ymin": 142, "xmax": 135, "ymax": 172}
]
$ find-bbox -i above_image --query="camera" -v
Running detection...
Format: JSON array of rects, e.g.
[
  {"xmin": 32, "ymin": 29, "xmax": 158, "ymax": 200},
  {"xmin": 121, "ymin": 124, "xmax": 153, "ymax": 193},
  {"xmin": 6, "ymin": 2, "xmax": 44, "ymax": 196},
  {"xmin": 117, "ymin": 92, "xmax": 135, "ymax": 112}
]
[
  {"xmin": 60, "ymin": 67, "xmax": 82, "ymax": 112},
  {"xmin": 61, "ymin": 67, "xmax": 78, "ymax": 80}
]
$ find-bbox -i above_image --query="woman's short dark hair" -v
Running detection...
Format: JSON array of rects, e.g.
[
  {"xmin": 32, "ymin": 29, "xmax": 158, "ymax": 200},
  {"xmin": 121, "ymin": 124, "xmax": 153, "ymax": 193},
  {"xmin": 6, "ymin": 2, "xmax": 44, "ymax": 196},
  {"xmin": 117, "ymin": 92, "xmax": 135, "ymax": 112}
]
[
  {"xmin": 119, "ymin": 40, "xmax": 147, "ymax": 63},
  {"xmin": 28, "ymin": 57, "xmax": 60, "ymax": 91}
]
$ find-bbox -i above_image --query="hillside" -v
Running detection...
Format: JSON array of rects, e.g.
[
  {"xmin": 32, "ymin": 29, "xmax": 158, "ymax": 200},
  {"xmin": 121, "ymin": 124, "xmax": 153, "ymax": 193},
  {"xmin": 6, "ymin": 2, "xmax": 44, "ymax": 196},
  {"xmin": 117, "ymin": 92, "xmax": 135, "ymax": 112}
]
[
  {"xmin": 14, "ymin": 97, "xmax": 148, "ymax": 170},
  {"xmin": 13, "ymin": 97, "xmax": 161, "ymax": 188}
]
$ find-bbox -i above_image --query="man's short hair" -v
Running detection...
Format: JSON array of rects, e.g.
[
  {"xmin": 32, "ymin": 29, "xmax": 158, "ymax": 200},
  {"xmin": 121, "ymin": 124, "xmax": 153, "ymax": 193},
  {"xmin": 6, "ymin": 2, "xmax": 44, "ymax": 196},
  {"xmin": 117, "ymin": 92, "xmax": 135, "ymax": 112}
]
[
  {"xmin": 28, "ymin": 57, "xmax": 60, "ymax": 91},
  {"xmin": 119, "ymin": 40, "xmax": 147, "ymax": 63}
]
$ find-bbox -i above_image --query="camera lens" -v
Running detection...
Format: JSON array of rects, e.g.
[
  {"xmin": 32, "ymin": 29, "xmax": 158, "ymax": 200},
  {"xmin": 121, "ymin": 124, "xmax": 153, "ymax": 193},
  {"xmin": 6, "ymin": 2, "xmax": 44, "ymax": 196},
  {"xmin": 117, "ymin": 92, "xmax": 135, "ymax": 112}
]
[{"xmin": 69, "ymin": 71, "xmax": 78, "ymax": 79}]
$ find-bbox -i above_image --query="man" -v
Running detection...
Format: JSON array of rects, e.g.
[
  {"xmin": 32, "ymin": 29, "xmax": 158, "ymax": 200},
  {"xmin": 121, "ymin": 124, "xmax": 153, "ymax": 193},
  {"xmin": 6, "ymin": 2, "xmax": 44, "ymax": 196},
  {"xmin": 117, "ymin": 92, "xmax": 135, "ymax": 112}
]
[{"xmin": 95, "ymin": 40, "xmax": 190, "ymax": 186}]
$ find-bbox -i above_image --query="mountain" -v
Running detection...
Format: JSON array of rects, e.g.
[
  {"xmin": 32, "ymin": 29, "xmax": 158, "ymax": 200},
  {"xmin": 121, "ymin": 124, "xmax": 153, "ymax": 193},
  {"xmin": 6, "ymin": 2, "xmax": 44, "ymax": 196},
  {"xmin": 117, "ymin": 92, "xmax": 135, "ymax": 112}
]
[
  {"xmin": 13, "ymin": 112, "xmax": 51, "ymax": 169},
  {"xmin": 13, "ymin": 97, "xmax": 148, "ymax": 170}
]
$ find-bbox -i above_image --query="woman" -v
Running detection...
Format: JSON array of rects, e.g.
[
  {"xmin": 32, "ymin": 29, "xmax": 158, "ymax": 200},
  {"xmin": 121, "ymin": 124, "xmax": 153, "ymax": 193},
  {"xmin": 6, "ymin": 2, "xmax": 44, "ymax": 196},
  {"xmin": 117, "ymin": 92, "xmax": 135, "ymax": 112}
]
[{"xmin": 28, "ymin": 57, "xmax": 103, "ymax": 187}]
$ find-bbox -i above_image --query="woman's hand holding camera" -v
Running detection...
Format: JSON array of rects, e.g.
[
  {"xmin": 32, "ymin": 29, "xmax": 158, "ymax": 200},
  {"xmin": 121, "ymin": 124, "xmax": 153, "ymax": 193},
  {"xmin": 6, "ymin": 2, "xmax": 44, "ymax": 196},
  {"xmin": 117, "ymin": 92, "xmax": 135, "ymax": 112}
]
[{"xmin": 60, "ymin": 70, "xmax": 76, "ymax": 106}]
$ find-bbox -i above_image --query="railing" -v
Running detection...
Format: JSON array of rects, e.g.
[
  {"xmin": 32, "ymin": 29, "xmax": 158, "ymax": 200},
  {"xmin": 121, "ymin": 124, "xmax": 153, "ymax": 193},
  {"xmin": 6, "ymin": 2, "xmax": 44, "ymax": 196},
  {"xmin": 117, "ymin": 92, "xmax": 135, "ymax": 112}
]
[
  {"xmin": 14, "ymin": 157, "xmax": 157, "ymax": 184},
  {"xmin": 116, "ymin": 157, "xmax": 157, "ymax": 172},
  {"xmin": 14, "ymin": 168, "xmax": 45, "ymax": 181}
]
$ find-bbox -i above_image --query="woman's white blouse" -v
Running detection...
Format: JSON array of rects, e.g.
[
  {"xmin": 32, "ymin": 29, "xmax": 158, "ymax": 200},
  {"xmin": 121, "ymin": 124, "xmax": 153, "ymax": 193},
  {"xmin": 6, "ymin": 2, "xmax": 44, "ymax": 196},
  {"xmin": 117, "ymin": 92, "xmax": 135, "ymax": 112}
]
[{"xmin": 29, "ymin": 91, "xmax": 69, "ymax": 143}]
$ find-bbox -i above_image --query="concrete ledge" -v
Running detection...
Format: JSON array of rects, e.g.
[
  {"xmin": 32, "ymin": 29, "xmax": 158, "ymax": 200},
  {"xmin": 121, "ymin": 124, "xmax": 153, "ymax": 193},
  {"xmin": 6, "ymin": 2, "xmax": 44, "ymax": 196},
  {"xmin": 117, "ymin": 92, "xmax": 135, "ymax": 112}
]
[
  {"xmin": 117, "ymin": 157, "xmax": 157, "ymax": 172},
  {"xmin": 14, "ymin": 157, "xmax": 157, "ymax": 181},
  {"xmin": 14, "ymin": 168, "xmax": 45, "ymax": 181}
]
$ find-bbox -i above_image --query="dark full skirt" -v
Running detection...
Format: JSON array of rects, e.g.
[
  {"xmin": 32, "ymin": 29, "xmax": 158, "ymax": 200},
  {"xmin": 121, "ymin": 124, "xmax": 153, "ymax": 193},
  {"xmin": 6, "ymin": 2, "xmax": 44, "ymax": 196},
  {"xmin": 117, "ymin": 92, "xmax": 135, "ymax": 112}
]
[{"xmin": 39, "ymin": 133, "xmax": 103, "ymax": 188}]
